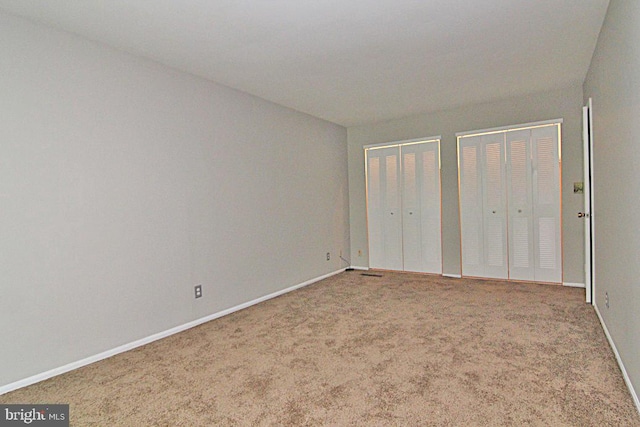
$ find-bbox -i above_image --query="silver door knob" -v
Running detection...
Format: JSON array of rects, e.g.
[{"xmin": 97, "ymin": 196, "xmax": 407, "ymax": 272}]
[{"xmin": 578, "ymin": 212, "xmax": 590, "ymax": 218}]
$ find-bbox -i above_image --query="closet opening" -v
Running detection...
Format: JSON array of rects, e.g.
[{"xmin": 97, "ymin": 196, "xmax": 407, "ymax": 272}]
[
  {"xmin": 365, "ymin": 137, "xmax": 442, "ymax": 274},
  {"xmin": 456, "ymin": 120, "xmax": 562, "ymax": 283}
]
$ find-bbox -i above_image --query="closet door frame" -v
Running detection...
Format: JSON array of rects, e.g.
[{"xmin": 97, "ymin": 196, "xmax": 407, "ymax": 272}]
[
  {"xmin": 365, "ymin": 137, "xmax": 442, "ymax": 274},
  {"xmin": 456, "ymin": 119, "xmax": 563, "ymax": 283}
]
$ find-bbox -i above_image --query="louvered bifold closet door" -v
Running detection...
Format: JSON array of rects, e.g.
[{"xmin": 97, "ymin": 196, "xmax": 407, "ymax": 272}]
[
  {"xmin": 402, "ymin": 142, "xmax": 442, "ymax": 273},
  {"xmin": 506, "ymin": 130, "xmax": 535, "ymax": 280},
  {"xmin": 481, "ymin": 134, "xmax": 509, "ymax": 279},
  {"xmin": 531, "ymin": 126, "xmax": 562, "ymax": 283},
  {"xmin": 459, "ymin": 137, "xmax": 484, "ymax": 277},
  {"xmin": 460, "ymin": 123, "xmax": 562, "ymax": 282},
  {"xmin": 459, "ymin": 134, "xmax": 508, "ymax": 279},
  {"xmin": 366, "ymin": 146, "xmax": 403, "ymax": 271}
]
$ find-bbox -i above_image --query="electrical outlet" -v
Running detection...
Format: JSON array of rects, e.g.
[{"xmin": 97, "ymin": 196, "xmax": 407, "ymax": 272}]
[
  {"xmin": 195, "ymin": 285, "xmax": 202, "ymax": 299},
  {"xmin": 326, "ymin": 252, "xmax": 331, "ymax": 261},
  {"xmin": 605, "ymin": 291, "xmax": 609, "ymax": 309}
]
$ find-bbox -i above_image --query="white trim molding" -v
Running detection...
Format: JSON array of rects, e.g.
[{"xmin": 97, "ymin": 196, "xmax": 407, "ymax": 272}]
[
  {"xmin": 594, "ymin": 305, "xmax": 640, "ymax": 414},
  {"xmin": 364, "ymin": 135, "xmax": 441, "ymax": 150},
  {"xmin": 563, "ymin": 282, "xmax": 586, "ymax": 288},
  {"xmin": 349, "ymin": 266, "xmax": 370, "ymax": 271},
  {"xmin": 443, "ymin": 273, "xmax": 462, "ymax": 279},
  {"xmin": 456, "ymin": 119, "xmax": 563, "ymax": 138},
  {"xmin": 0, "ymin": 268, "xmax": 346, "ymax": 396}
]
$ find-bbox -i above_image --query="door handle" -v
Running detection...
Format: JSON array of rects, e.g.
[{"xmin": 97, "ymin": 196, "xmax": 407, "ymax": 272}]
[{"xmin": 578, "ymin": 212, "xmax": 590, "ymax": 218}]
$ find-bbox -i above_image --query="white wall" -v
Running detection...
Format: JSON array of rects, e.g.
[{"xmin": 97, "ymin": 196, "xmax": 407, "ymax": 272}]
[
  {"xmin": 0, "ymin": 12, "xmax": 348, "ymax": 388},
  {"xmin": 348, "ymin": 85, "xmax": 585, "ymax": 283},
  {"xmin": 583, "ymin": 0, "xmax": 640, "ymax": 405}
]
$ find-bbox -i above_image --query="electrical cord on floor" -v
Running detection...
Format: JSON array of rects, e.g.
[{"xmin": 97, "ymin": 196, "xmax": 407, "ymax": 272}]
[{"xmin": 340, "ymin": 255, "xmax": 354, "ymax": 271}]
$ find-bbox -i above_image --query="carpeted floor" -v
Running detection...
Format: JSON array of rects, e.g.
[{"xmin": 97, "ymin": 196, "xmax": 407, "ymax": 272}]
[{"xmin": 2, "ymin": 271, "xmax": 639, "ymax": 426}]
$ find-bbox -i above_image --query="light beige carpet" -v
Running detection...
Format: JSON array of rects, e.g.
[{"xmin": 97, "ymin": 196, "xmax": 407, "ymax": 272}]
[{"xmin": 2, "ymin": 271, "xmax": 639, "ymax": 426}]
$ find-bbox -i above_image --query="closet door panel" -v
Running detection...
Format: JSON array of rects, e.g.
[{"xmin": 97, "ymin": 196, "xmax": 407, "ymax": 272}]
[
  {"xmin": 481, "ymin": 135, "xmax": 508, "ymax": 279},
  {"xmin": 420, "ymin": 145, "xmax": 442, "ymax": 273},
  {"xmin": 459, "ymin": 137, "xmax": 485, "ymax": 277},
  {"xmin": 402, "ymin": 142, "xmax": 442, "ymax": 273},
  {"xmin": 506, "ymin": 130, "xmax": 535, "ymax": 280},
  {"xmin": 367, "ymin": 147, "xmax": 403, "ymax": 270},
  {"xmin": 459, "ymin": 123, "xmax": 562, "ymax": 283},
  {"xmin": 532, "ymin": 126, "xmax": 562, "ymax": 282},
  {"xmin": 367, "ymin": 154, "xmax": 384, "ymax": 269},
  {"xmin": 402, "ymin": 149, "xmax": 421, "ymax": 271}
]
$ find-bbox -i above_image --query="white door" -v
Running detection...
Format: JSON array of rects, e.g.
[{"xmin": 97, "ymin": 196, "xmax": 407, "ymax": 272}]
[
  {"xmin": 582, "ymin": 99, "xmax": 594, "ymax": 303},
  {"xmin": 459, "ymin": 138, "xmax": 484, "ymax": 277},
  {"xmin": 506, "ymin": 127, "xmax": 562, "ymax": 283},
  {"xmin": 459, "ymin": 122, "xmax": 562, "ymax": 283},
  {"xmin": 458, "ymin": 134, "xmax": 508, "ymax": 279},
  {"xmin": 481, "ymin": 134, "xmax": 509, "ymax": 279},
  {"xmin": 402, "ymin": 141, "xmax": 442, "ymax": 273},
  {"xmin": 531, "ymin": 125, "xmax": 562, "ymax": 283},
  {"xmin": 366, "ymin": 146, "xmax": 403, "ymax": 270},
  {"xmin": 506, "ymin": 130, "xmax": 535, "ymax": 280},
  {"xmin": 459, "ymin": 134, "xmax": 508, "ymax": 279}
]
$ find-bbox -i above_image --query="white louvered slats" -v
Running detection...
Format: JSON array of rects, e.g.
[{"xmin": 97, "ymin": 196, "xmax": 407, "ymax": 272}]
[
  {"xmin": 459, "ymin": 139, "xmax": 485, "ymax": 277},
  {"xmin": 532, "ymin": 126, "xmax": 562, "ymax": 283},
  {"xmin": 420, "ymin": 148, "xmax": 442, "ymax": 273},
  {"xmin": 401, "ymin": 142, "xmax": 442, "ymax": 273},
  {"xmin": 402, "ymin": 151, "xmax": 420, "ymax": 271},
  {"xmin": 506, "ymin": 130, "xmax": 534, "ymax": 280},
  {"xmin": 458, "ymin": 122, "xmax": 561, "ymax": 283},
  {"xmin": 482, "ymin": 136, "xmax": 508, "ymax": 279},
  {"xmin": 367, "ymin": 139, "xmax": 442, "ymax": 274},
  {"xmin": 366, "ymin": 156, "xmax": 383, "ymax": 269},
  {"xmin": 383, "ymin": 150, "xmax": 403, "ymax": 270},
  {"xmin": 367, "ymin": 146, "xmax": 402, "ymax": 271}
]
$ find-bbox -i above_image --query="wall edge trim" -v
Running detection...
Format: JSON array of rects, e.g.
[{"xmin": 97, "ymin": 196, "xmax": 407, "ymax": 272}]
[
  {"xmin": 594, "ymin": 304, "xmax": 640, "ymax": 415},
  {"xmin": 563, "ymin": 282, "xmax": 586, "ymax": 288},
  {"xmin": 0, "ymin": 268, "xmax": 345, "ymax": 395}
]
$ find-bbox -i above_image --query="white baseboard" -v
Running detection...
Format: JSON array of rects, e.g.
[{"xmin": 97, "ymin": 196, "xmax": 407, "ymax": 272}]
[
  {"xmin": 443, "ymin": 273, "xmax": 462, "ymax": 279},
  {"xmin": 0, "ymin": 268, "xmax": 346, "ymax": 396},
  {"xmin": 349, "ymin": 266, "xmax": 369, "ymax": 271},
  {"xmin": 594, "ymin": 304, "xmax": 640, "ymax": 415},
  {"xmin": 563, "ymin": 282, "xmax": 586, "ymax": 288}
]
